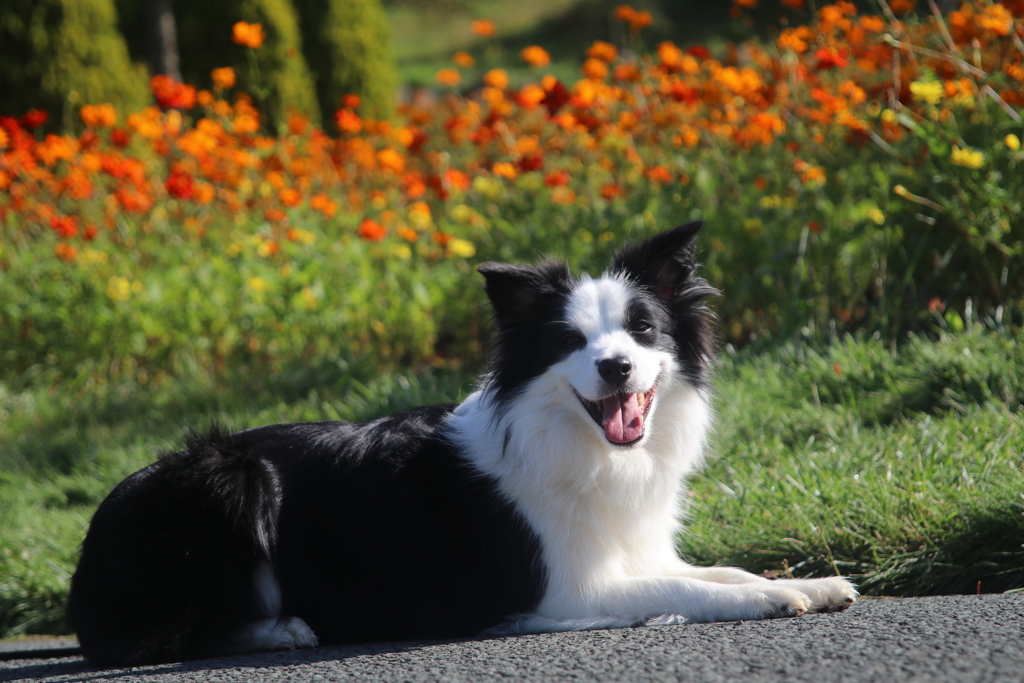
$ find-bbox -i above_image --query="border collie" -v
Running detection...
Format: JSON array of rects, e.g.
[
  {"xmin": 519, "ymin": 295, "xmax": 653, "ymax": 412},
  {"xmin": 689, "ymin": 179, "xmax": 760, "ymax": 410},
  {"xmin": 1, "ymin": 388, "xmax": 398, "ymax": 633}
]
[{"xmin": 68, "ymin": 223, "xmax": 856, "ymax": 666}]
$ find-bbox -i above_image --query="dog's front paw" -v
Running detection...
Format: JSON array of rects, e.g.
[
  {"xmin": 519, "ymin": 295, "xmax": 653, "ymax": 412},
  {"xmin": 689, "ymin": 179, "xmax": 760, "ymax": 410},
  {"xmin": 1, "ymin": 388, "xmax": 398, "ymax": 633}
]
[
  {"xmin": 758, "ymin": 584, "xmax": 813, "ymax": 619},
  {"xmin": 777, "ymin": 576, "xmax": 858, "ymax": 613}
]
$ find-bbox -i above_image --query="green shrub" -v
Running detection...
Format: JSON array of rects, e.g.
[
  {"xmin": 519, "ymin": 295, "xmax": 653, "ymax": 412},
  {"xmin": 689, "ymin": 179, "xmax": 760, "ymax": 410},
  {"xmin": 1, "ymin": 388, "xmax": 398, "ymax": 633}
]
[
  {"xmin": 173, "ymin": 0, "xmax": 321, "ymax": 128},
  {"xmin": 294, "ymin": 0, "xmax": 396, "ymax": 121},
  {"xmin": 0, "ymin": 0, "xmax": 149, "ymax": 120}
]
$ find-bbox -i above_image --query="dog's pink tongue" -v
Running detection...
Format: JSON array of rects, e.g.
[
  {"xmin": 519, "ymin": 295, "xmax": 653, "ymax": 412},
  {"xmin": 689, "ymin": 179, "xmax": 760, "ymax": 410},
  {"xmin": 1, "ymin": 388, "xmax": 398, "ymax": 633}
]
[{"xmin": 602, "ymin": 393, "xmax": 643, "ymax": 443}]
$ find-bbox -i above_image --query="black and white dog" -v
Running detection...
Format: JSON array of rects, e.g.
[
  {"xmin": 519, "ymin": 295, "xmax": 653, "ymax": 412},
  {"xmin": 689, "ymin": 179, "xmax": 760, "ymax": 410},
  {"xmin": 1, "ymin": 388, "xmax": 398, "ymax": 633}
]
[{"xmin": 68, "ymin": 223, "xmax": 856, "ymax": 666}]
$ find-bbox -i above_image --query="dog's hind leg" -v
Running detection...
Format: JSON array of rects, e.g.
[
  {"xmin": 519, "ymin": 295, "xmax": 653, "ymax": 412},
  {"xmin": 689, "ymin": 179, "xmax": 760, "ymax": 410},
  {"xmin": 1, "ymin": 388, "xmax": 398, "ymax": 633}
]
[
  {"xmin": 220, "ymin": 561, "xmax": 319, "ymax": 654},
  {"xmin": 224, "ymin": 617, "xmax": 319, "ymax": 654}
]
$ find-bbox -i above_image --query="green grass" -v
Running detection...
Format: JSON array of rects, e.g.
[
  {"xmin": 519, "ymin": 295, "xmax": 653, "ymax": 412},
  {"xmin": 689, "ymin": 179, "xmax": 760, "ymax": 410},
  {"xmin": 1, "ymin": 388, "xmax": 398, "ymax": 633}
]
[
  {"xmin": 685, "ymin": 329, "xmax": 1024, "ymax": 595},
  {"xmin": 2, "ymin": 328, "xmax": 1022, "ymax": 638}
]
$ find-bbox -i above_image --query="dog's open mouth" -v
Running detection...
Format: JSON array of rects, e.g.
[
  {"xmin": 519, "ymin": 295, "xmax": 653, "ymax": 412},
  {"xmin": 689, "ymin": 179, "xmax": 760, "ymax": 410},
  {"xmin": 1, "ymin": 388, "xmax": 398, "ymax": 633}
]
[{"xmin": 574, "ymin": 382, "xmax": 657, "ymax": 446}]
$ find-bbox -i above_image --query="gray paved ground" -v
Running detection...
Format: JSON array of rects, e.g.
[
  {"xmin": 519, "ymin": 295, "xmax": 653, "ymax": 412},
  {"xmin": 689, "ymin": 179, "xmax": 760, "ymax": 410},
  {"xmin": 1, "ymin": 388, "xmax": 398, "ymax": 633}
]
[{"xmin": 2, "ymin": 594, "xmax": 1022, "ymax": 682}]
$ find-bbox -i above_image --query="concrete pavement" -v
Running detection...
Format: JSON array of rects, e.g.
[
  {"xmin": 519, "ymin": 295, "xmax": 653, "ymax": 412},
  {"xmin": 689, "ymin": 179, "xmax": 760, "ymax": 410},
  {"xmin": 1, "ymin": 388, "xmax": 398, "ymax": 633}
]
[{"xmin": 2, "ymin": 594, "xmax": 1022, "ymax": 682}]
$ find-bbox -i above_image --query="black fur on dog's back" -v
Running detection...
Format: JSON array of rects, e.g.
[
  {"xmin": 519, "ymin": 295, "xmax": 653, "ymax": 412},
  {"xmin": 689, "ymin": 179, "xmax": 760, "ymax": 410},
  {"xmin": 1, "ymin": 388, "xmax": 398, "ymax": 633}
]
[
  {"xmin": 68, "ymin": 409, "xmax": 547, "ymax": 665},
  {"xmin": 67, "ymin": 426, "xmax": 281, "ymax": 665}
]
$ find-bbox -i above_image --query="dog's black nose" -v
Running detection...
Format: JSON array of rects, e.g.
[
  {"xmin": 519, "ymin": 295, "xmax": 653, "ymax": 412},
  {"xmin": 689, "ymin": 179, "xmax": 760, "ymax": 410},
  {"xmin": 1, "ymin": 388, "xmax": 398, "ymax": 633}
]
[{"xmin": 598, "ymin": 357, "xmax": 632, "ymax": 384}]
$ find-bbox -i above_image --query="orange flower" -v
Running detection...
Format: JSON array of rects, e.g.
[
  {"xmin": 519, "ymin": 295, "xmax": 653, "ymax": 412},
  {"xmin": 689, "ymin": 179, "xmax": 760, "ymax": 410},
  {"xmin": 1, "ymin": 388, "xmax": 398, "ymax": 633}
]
[
  {"xmin": 54, "ymin": 243, "xmax": 78, "ymax": 262},
  {"xmin": 733, "ymin": 0, "xmax": 757, "ymax": 8},
  {"xmin": 211, "ymin": 67, "xmax": 237, "ymax": 90},
  {"xmin": 310, "ymin": 194, "xmax": 337, "ymax": 218},
  {"xmin": 550, "ymin": 186, "xmax": 576, "ymax": 205},
  {"xmin": 516, "ymin": 83, "xmax": 546, "ymax": 109},
  {"xmin": 79, "ymin": 104, "xmax": 117, "ymax": 128},
  {"xmin": 398, "ymin": 226, "xmax": 418, "ymax": 242},
  {"xmin": 335, "ymin": 109, "xmax": 362, "ymax": 134},
  {"xmin": 520, "ymin": 46, "xmax": 551, "ymax": 68},
  {"xmin": 435, "ymin": 68, "xmax": 461, "ymax": 87},
  {"xmin": 483, "ymin": 69, "xmax": 509, "ymax": 89},
  {"xmin": 359, "ymin": 218, "xmax": 386, "ymax": 242},
  {"xmin": 378, "ymin": 148, "xmax": 406, "ymax": 174},
  {"xmin": 645, "ymin": 165, "xmax": 672, "ymax": 184},
  {"xmin": 615, "ymin": 5, "xmax": 637, "ymax": 22},
  {"xmin": 470, "ymin": 19, "xmax": 495, "ymax": 37},
  {"xmin": 493, "ymin": 161, "xmax": 518, "ymax": 179},
  {"xmin": 581, "ymin": 58, "xmax": 609, "ymax": 80},
  {"xmin": 232, "ymin": 21, "xmax": 264, "ymax": 49},
  {"xmin": 978, "ymin": 4, "xmax": 1013, "ymax": 36},
  {"xmin": 453, "ymin": 51, "xmax": 475, "ymax": 68},
  {"xmin": 279, "ymin": 188, "xmax": 301, "ymax": 207},
  {"xmin": 587, "ymin": 41, "xmax": 618, "ymax": 62},
  {"xmin": 625, "ymin": 9, "xmax": 652, "ymax": 31},
  {"xmin": 193, "ymin": 182, "xmax": 215, "ymax": 204},
  {"xmin": 778, "ymin": 26, "xmax": 812, "ymax": 53},
  {"xmin": 889, "ymin": 0, "xmax": 915, "ymax": 13},
  {"xmin": 544, "ymin": 169, "xmax": 570, "ymax": 186}
]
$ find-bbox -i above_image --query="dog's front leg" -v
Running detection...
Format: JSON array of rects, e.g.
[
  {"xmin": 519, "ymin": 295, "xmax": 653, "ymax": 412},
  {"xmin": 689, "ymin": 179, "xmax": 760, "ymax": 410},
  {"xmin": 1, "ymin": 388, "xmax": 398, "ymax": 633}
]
[
  {"xmin": 590, "ymin": 574, "xmax": 813, "ymax": 624},
  {"xmin": 665, "ymin": 562, "xmax": 858, "ymax": 614}
]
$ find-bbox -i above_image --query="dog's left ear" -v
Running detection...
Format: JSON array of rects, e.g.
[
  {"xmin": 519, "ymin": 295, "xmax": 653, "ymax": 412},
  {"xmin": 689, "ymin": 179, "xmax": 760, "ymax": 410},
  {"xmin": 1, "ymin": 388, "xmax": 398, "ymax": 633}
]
[{"xmin": 612, "ymin": 222, "xmax": 703, "ymax": 299}]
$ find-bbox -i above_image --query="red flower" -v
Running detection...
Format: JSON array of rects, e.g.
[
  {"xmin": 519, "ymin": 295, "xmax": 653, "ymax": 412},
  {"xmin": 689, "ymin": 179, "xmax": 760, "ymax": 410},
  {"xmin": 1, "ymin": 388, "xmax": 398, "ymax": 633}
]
[
  {"xmin": 685, "ymin": 45, "xmax": 711, "ymax": 59},
  {"xmin": 110, "ymin": 128, "xmax": 132, "ymax": 147},
  {"xmin": 544, "ymin": 170, "xmax": 570, "ymax": 186},
  {"xmin": 21, "ymin": 109, "xmax": 49, "ymax": 128},
  {"xmin": 815, "ymin": 47, "xmax": 849, "ymax": 70},
  {"xmin": 166, "ymin": 172, "xmax": 194, "ymax": 200},
  {"xmin": 151, "ymin": 75, "xmax": 197, "ymax": 110},
  {"xmin": 518, "ymin": 153, "xmax": 544, "ymax": 172},
  {"xmin": 50, "ymin": 215, "xmax": 79, "ymax": 238},
  {"xmin": 542, "ymin": 79, "xmax": 572, "ymax": 115},
  {"xmin": 358, "ymin": 218, "xmax": 386, "ymax": 242}
]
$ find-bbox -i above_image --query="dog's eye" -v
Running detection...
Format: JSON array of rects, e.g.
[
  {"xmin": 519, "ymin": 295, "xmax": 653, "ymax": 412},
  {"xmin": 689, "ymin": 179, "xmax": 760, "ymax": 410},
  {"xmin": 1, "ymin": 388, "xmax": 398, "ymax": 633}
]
[
  {"xmin": 630, "ymin": 321, "xmax": 653, "ymax": 334},
  {"xmin": 561, "ymin": 332, "xmax": 586, "ymax": 349}
]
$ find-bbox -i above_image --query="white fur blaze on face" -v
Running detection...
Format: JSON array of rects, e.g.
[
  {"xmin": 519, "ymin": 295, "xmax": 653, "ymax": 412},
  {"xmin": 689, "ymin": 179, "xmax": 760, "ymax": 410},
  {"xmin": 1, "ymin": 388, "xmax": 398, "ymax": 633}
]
[{"xmin": 561, "ymin": 275, "xmax": 672, "ymax": 446}]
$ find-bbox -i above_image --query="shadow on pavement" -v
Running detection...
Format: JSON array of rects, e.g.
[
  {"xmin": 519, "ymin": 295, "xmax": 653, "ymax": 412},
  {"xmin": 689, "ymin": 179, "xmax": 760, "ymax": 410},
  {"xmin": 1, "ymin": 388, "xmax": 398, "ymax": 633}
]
[{"xmin": 0, "ymin": 638, "xmax": 458, "ymax": 682}]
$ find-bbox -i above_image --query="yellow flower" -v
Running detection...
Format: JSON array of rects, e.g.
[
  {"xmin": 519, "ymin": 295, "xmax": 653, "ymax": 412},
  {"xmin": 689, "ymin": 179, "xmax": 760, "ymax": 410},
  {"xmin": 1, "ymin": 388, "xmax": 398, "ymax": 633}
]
[
  {"xmin": 247, "ymin": 276, "xmax": 267, "ymax": 292},
  {"xmin": 80, "ymin": 248, "xmax": 110, "ymax": 265},
  {"xmin": 909, "ymin": 81, "xmax": 942, "ymax": 105},
  {"xmin": 1005, "ymin": 134, "xmax": 1021, "ymax": 151},
  {"xmin": 300, "ymin": 287, "xmax": 318, "ymax": 310},
  {"xmin": 866, "ymin": 208, "xmax": 885, "ymax": 225},
  {"xmin": 951, "ymin": 145, "xmax": 984, "ymax": 169},
  {"xmin": 107, "ymin": 276, "xmax": 131, "ymax": 301},
  {"xmin": 451, "ymin": 204, "xmax": 474, "ymax": 223},
  {"xmin": 447, "ymin": 238, "xmax": 476, "ymax": 258}
]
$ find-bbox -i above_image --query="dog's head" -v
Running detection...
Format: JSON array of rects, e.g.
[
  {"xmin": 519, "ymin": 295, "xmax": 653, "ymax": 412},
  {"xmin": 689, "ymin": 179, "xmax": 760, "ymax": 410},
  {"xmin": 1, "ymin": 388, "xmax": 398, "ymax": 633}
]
[{"xmin": 478, "ymin": 222, "xmax": 716, "ymax": 447}]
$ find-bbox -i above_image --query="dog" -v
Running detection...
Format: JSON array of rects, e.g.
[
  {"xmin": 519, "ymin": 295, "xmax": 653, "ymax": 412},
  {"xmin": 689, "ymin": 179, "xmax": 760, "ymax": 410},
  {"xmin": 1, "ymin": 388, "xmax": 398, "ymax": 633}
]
[{"xmin": 68, "ymin": 222, "xmax": 857, "ymax": 666}]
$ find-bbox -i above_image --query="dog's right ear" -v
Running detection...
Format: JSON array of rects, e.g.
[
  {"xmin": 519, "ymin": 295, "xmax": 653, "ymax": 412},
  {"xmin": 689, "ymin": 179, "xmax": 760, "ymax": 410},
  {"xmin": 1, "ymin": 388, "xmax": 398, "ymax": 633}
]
[{"xmin": 478, "ymin": 261, "xmax": 569, "ymax": 327}]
